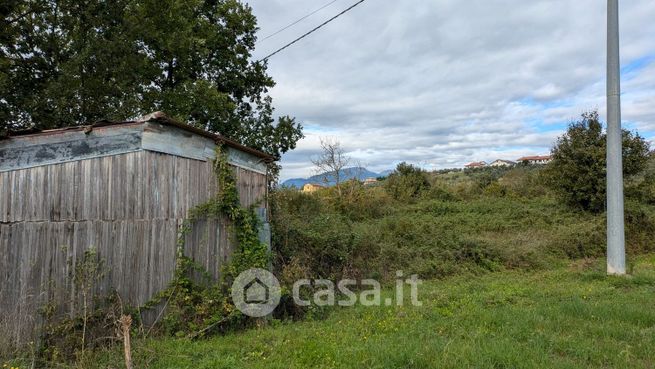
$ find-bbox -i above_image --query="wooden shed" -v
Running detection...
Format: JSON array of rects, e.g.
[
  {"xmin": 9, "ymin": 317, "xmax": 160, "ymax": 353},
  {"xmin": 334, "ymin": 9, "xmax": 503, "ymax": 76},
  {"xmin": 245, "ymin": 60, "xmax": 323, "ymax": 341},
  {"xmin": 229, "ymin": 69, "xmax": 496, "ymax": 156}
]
[{"xmin": 0, "ymin": 112, "xmax": 273, "ymax": 344}]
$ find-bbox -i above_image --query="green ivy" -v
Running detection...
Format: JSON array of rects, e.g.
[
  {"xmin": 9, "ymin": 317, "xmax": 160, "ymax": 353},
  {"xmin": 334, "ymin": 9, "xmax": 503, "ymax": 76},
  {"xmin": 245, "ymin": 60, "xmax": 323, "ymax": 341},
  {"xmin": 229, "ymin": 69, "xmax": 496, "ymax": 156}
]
[{"xmin": 144, "ymin": 145, "xmax": 270, "ymax": 337}]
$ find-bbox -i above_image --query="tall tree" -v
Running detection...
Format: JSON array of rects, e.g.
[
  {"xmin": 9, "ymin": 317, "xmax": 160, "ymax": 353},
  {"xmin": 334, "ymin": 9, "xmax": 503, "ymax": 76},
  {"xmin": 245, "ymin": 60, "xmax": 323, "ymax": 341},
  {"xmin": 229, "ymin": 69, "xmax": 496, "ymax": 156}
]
[
  {"xmin": 544, "ymin": 111, "xmax": 651, "ymax": 212},
  {"xmin": 1, "ymin": 0, "xmax": 302, "ymax": 161}
]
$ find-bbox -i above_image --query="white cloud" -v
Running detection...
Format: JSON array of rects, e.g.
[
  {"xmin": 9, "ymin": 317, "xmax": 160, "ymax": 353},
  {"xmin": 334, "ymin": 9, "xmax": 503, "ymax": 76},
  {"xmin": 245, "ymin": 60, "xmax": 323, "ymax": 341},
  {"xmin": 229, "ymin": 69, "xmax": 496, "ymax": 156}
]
[{"xmin": 247, "ymin": 0, "xmax": 655, "ymax": 180}]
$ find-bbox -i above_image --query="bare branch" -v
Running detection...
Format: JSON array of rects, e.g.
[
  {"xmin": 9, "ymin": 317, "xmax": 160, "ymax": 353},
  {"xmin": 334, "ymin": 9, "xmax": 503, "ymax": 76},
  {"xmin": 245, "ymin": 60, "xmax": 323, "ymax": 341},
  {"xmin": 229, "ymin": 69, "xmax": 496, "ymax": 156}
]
[{"xmin": 311, "ymin": 137, "xmax": 350, "ymax": 195}]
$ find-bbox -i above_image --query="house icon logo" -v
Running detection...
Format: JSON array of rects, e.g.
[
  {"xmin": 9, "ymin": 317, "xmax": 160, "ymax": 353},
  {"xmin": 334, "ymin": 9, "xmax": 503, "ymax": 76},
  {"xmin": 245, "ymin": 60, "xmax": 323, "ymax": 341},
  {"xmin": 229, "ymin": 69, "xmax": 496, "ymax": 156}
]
[
  {"xmin": 231, "ymin": 268, "xmax": 281, "ymax": 317},
  {"xmin": 244, "ymin": 277, "xmax": 269, "ymax": 304}
]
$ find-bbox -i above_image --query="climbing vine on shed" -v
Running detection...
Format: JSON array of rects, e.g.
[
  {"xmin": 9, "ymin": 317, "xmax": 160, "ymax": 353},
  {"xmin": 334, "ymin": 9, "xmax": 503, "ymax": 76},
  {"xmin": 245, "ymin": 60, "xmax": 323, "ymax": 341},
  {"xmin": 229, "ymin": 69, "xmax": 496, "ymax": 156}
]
[{"xmin": 145, "ymin": 144, "xmax": 270, "ymax": 337}]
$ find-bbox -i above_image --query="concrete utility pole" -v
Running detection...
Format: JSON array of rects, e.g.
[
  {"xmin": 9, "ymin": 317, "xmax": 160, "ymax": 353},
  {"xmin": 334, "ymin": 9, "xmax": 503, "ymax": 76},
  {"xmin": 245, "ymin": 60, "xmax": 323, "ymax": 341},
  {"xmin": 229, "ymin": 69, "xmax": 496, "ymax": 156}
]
[{"xmin": 606, "ymin": 0, "xmax": 626, "ymax": 275}]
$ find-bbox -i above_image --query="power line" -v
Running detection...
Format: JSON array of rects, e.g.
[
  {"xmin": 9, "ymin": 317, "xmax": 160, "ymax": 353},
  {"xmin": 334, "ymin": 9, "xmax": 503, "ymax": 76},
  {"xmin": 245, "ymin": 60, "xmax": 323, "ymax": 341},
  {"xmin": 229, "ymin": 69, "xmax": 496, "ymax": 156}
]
[
  {"xmin": 259, "ymin": 0, "xmax": 367, "ymax": 62},
  {"xmin": 257, "ymin": 0, "xmax": 340, "ymax": 44}
]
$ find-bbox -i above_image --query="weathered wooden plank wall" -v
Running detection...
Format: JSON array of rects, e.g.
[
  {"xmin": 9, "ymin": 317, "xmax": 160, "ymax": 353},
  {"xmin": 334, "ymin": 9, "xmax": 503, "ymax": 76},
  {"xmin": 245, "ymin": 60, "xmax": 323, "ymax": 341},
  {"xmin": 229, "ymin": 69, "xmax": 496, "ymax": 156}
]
[{"xmin": 0, "ymin": 150, "xmax": 267, "ymax": 345}]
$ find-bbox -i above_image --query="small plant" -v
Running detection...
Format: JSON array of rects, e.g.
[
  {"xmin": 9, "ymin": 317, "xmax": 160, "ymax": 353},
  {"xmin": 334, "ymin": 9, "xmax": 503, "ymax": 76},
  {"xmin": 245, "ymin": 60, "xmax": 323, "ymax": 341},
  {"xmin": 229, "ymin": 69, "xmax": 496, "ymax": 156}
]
[
  {"xmin": 39, "ymin": 292, "xmax": 125, "ymax": 364},
  {"xmin": 70, "ymin": 247, "xmax": 105, "ymax": 354}
]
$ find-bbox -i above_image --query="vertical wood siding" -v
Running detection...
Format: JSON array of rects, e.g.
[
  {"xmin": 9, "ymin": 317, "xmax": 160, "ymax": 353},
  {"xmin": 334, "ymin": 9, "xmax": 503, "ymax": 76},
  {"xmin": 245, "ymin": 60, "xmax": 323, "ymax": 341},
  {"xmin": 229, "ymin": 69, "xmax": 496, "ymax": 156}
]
[{"xmin": 0, "ymin": 150, "xmax": 267, "ymax": 344}]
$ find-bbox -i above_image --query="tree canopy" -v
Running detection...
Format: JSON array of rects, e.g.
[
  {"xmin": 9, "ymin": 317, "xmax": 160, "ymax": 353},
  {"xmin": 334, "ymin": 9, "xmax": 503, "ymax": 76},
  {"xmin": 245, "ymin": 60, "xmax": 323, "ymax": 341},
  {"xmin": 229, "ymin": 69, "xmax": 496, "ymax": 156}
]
[
  {"xmin": 545, "ymin": 111, "xmax": 651, "ymax": 212},
  {"xmin": 0, "ymin": 0, "xmax": 302, "ymax": 160}
]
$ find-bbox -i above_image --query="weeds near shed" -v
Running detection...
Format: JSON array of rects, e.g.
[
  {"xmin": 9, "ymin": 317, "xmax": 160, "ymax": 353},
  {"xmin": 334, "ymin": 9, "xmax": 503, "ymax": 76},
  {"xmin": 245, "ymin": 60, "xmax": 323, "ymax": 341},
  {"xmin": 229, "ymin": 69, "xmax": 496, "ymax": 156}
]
[
  {"xmin": 39, "ymin": 293, "xmax": 126, "ymax": 364},
  {"xmin": 71, "ymin": 247, "xmax": 106, "ymax": 354},
  {"xmin": 34, "ymin": 245, "xmax": 134, "ymax": 365}
]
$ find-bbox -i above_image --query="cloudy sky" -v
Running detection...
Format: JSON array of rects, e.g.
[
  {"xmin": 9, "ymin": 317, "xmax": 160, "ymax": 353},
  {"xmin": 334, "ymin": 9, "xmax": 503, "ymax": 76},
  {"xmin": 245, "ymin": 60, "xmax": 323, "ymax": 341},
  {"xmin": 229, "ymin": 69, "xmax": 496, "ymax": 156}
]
[{"xmin": 247, "ymin": 0, "xmax": 655, "ymax": 181}]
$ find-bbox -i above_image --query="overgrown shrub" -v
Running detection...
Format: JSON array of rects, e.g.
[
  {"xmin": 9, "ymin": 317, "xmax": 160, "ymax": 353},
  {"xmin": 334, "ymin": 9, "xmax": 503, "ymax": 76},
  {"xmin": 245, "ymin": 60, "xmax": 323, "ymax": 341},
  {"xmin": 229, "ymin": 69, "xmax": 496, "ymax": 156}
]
[
  {"xmin": 625, "ymin": 200, "xmax": 655, "ymax": 254},
  {"xmin": 498, "ymin": 166, "xmax": 549, "ymax": 198},
  {"xmin": 325, "ymin": 181, "xmax": 395, "ymax": 221},
  {"xmin": 384, "ymin": 162, "xmax": 430, "ymax": 201},
  {"xmin": 626, "ymin": 154, "xmax": 655, "ymax": 205},
  {"xmin": 423, "ymin": 178, "xmax": 458, "ymax": 201},
  {"xmin": 40, "ymin": 293, "xmax": 125, "ymax": 363},
  {"xmin": 36, "ymin": 248, "xmax": 113, "ymax": 363},
  {"xmin": 544, "ymin": 111, "xmax": 651, "ymax": 212},
  {"xmin": 271, "ymin": 195, "xmax": 355, "ymax": 281}
]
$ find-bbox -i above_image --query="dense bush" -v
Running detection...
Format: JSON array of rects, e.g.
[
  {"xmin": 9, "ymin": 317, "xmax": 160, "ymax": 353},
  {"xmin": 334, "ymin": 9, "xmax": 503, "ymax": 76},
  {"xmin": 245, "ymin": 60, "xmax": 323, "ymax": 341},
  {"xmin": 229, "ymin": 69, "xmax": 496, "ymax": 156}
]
[
  {"xmin": 544, "ymin": 111, "xmax": 651, "ymax": 212},
  {"xmin": 625, "ymin": 153, "xmax": 655, "ymax": 205},
  {"xmin": 497, "ymin": 166, "xmax": 549, "ymax": 198},
  {"xmin": 625, "ymin": 200, "xmax": 655, "ymax": 254},
  {"xmin": 383, "ymin": 162, "xmax": 430, "ymax": 201},
  {"xmin": 327, "ymin": 180, "xmax": 395, "ymax": 221}
]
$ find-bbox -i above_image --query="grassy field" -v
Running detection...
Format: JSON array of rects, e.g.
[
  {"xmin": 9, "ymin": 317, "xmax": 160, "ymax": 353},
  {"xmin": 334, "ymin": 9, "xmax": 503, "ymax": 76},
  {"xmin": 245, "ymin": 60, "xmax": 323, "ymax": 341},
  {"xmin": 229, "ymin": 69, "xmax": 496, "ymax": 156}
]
[{"xmin": 56, "ymin": 255, "xmax": 655, "ymax": 369}]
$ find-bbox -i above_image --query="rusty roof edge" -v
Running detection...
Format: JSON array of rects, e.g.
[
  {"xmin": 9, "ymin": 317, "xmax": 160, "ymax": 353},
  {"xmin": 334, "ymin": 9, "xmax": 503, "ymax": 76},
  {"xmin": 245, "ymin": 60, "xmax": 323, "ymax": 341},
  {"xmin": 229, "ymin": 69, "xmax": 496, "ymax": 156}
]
[
  {"xmin": 1, "ymin": 112, "xmax": 276, "ymax": 162},
  {"xmin": 0, "ymin": 121, "xmax": 143, "ymax": 140},
  {"xmin": 138, "ymin": 112, "xmax": 275, "ymax": 162}
]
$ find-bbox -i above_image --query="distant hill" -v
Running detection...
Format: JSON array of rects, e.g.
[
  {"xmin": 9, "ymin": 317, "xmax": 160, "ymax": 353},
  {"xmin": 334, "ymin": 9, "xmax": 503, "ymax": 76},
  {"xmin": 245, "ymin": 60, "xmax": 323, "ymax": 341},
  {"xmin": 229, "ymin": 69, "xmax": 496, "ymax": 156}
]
[
  {"xmin": 281, "ymin": 167, "xmax": 391, "ymax": 188},
  {"xmin": 377, "ymin": 169, "xmax": 394, "ymax": 178},
  {"xmin": 282, "ymin": 178, "xmax": 311, "ymax": 188}
]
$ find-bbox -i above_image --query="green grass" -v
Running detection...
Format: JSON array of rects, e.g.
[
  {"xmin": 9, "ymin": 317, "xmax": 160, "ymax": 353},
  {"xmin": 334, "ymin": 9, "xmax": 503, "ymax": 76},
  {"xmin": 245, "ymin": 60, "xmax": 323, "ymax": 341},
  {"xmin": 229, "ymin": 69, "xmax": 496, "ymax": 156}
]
[{"xmin": 66, "ymin": 255, "xmax": 655, "ymax": 369}]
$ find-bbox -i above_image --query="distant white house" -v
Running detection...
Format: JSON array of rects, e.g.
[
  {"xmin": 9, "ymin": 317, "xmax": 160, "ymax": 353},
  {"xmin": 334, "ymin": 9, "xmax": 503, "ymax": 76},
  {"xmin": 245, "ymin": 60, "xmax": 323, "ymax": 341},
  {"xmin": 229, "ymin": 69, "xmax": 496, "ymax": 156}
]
[
  {"xmin": 489, "ymin": 159, "xmax": 516, "ymax": 167},
  {"xmin": 465, "ymin": 161, "xmax": 487, "ymax": 168},
  {"xmin": 363, "ymin": 177, "xmax": 377, "ymax": 185},
  {"xmin": 516, "ymin": 155, "xmax": 552, "ymax": 165}
]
